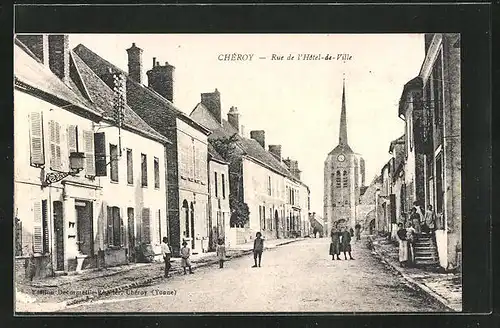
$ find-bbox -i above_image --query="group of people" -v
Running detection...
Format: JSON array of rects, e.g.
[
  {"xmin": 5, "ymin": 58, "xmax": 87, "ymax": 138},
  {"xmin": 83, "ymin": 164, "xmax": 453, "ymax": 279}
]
[
  {"xmin": 396, "ymin": 202, "xmax": 438, "ymax": 267},
  {"xmin": 159, "ymin": 231, "xmax": 266, "ymax": 277},
  {"xmin": 329, "ymin": 225, "xmax": 355, "ymax": 260}
]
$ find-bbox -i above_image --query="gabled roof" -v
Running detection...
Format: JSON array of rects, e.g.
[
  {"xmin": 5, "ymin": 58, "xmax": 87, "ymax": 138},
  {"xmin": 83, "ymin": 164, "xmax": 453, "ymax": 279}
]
[
  {"xmin": 389, "ymin": 135, "xmax": 405, "ymax": 153},
  {"xmin": 191, "ymin": 102, "xmax": 295, "ymax": 179},
  {"xmin": 14, "ymin": 40, "xmax": 102, "ymax": 119},
  {"xmin": 72, "ymin": 44, "xmax": 211, "ymax": 137},
  {"xmin": 71, "ymin": 51, "xmax": 170, "ymax": 144},
  {"xmin": 328, "ymin": 143, "xmax": 354, "ymax": 156}
]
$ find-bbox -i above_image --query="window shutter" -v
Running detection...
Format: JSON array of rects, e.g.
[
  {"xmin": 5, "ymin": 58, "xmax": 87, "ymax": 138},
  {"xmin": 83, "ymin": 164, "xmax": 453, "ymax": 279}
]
[
  {"xmin": 33, "ymin": 201, "xmax": 43, "ymax": 253},
  {"xmin": 29, "ymin": 112, "xmax": 45, "ymax": 166},
  {"xmin": 107, "ymin": 206, "xmax": 113, "ymax": 246},
  {"xmin": 49, "ymin": 120, "xmax": 56, "ymax": 169},
  {"xmin": 68, "ymin": 125, "xmax": 77, "ymax": 153},
  {"xmin": 94, "ymin": 132, "xmax": 107, "ymax": 176},
  {"xmin": 83, "ymin": 130, "xmax": 95, "ymax": 176},
  {"xmin": 142, "ymin": 208, "xmax": 150, "ymax": 244}
]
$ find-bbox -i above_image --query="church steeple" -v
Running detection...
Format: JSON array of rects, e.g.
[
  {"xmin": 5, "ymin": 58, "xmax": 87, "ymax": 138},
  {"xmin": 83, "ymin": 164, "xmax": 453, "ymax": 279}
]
[{"xmin": 339, "ymin": 76, "xmax": 348, "ymax": 146}]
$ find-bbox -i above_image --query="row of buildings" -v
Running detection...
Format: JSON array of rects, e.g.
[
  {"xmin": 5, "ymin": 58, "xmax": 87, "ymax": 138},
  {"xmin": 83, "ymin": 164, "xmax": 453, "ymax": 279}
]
[
  {"xmin": 372, "ymin": 33, "xmax": 461, "ymax": 272},
  {"xmin": 14, "ymin": 34, "xmax": 311, "ymax": 279}
]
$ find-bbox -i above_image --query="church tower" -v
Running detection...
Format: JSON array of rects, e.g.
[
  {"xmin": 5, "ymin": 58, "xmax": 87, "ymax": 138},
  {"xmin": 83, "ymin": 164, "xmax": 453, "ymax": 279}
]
[{"xmin": 323, "ymin": 78, "xmax": 365, "ymax": 233}]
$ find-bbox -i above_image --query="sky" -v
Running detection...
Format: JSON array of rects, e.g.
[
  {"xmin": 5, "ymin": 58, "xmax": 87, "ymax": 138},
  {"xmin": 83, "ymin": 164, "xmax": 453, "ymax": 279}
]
[{"xmin": 68, "ymin": 34, "xmax": 425, "ymax": 215}]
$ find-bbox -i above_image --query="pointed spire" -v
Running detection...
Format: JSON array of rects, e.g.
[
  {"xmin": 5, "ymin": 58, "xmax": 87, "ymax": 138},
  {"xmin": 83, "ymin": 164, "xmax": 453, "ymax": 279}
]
[{"xmin": 339, "ymin": 75, "xmax": 348, "ymax": 146}]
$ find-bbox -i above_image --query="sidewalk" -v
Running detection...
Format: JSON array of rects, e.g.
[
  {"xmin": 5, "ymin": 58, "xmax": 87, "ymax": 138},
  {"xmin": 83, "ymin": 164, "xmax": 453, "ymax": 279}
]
[
  {"xmin": 368, "ymin": 235, "xmax": 462, "ymax": 312},
  {"xmin": 15, "ymin": 237, "xmax": 304, "ymax": 312}
]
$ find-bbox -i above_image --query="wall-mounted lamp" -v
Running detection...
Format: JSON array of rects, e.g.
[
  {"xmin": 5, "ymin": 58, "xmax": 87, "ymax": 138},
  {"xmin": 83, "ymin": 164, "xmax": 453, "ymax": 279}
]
[{"xmin": 43, "ymin": 152, "xmax": 85, "ymax": 187}]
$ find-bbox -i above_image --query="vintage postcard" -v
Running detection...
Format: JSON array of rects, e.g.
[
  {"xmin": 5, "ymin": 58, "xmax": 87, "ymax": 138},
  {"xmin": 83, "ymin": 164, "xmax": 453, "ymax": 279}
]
[{"xmin": 14, "ymin": 32, "xmax": 462, "ymax": 313}]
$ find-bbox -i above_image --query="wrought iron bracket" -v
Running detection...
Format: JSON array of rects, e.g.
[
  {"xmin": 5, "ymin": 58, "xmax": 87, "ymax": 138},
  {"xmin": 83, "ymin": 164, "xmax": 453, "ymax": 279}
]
[{"xmin": 43, "ymin": 169, "xmax": 82, "ymax": 187}]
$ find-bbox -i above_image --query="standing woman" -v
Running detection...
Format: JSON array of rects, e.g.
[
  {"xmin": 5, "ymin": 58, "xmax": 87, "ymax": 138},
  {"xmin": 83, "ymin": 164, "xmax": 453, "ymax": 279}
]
[
  {"xmin": 329, "ymin": 225, "xmax": 341, "ymax": 260},
  {"xmin": 354, "ymin": 223, "xmax": 361, "ymax": 241},
  {"xmin": 396, "ymin": 223, "xmax": 408, "ymax": 267}
]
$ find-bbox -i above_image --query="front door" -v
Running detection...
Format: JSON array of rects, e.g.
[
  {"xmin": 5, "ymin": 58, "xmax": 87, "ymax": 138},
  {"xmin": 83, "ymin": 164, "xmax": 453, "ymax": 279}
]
[
  {"xmin": 75, "ymin": 200, "xmax": 93, "ymax": 256},
  {"xmin": 53, "ymin": 201, "xmax": 64, "ymax": 271},
  {"xmin": 275, "ymin": 210, "xmax": 279, "ymax": 238},
  {"xmin": 190, "ymin": 203, "xmax": 195, "ymax": 249}
]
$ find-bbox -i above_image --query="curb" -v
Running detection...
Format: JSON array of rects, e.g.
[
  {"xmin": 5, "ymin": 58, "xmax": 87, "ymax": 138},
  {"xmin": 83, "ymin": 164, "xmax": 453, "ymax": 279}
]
[
  {"xmin": 61, "ymin": 238, "xmax": 304, "ymax": 308},
  {"xmin": 368, "ymin": 236, "xmax": 457, "ymax": 312}
]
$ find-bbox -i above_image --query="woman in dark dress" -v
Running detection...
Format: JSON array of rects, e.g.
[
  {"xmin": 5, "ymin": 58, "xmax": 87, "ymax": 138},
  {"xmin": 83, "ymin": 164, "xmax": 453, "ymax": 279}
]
[{"xmin": 329, "ymin": 226, "xmax": 341, "ymax": 260}]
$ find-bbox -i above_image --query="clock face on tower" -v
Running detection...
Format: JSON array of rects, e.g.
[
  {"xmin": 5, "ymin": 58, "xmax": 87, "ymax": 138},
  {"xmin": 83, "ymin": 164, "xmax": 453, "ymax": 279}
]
[{"xmin": 337, "ymin": 154, "xmax": 345, "ymax": 162}]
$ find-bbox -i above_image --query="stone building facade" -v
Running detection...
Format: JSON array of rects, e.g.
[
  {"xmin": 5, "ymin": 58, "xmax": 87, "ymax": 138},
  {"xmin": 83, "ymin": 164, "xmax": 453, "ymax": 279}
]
[{"xmin": 74, "ymin": 43, "xmax": 211, "ymax": 256}]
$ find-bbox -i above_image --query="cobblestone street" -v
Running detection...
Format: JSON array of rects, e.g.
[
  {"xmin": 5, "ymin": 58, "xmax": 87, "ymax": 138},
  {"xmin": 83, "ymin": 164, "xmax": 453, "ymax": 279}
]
[{"xmin": 60, "ymin": 238, "xmax": 449, "ymax": 312}]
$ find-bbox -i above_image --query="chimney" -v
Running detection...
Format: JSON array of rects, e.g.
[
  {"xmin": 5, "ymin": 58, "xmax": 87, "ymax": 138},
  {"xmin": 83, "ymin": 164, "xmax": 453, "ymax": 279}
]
[
  {"xmin": 146, "ymin": 60, "xmax": 175, "ymax": 102},
  {"xmin": 250, "ymin": 130, "xmax": 265, "ymax": 149},
  {"xmin": 227, "ymin": 106, "xmax": 240, "ymax": 132},
  {"xmin": 201, "ymin": 89, "xmax": 222, "ymax": 123},
  {"xmin": 268, "ymin": 145, "xmax": 282, "ymax": 161},
  {"xmin": 17, "ymin": 34, "xmax": 49, "ymax": 65},
  {"xmin": 126, "ymin": 43, "xmax": 143, "ymax": 84},
  {"xmin": 48, "ymin": 34, "xmax": 70, "ymax": 83},
  {"xmin": 284, "ymin": 158, "xmax": 301, "ymax": 180}
]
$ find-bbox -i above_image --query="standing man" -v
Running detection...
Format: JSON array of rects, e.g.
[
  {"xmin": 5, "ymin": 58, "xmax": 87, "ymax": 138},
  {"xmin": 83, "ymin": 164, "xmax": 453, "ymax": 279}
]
[
  {"xmin": 161, "ymin": 237, "xmax": 171, "ymax": 278},
  {"xmin": 252, "ymin": 232, "xmax": 264, "ymax": 268},
  {"xmin": 409, "ymin": 207, "xmax": 421, "ymax": 234},
  {"xmin": 354, "ymin": 223, "xmax": 361, "ymax": 241}
]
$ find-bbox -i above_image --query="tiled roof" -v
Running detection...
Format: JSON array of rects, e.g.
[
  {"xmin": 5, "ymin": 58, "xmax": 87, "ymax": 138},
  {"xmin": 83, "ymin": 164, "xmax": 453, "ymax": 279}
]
[
  {"xmin": 71, "ymin": 52, "xmax": 169, "ymax": 144},
  {"xmin": 72, "ymin": 44, "xmax": 211, "ymax": 137},
  {"xmin": 190, "ymin": 103, "xmax": 295, "ymax": 179},
  {"xmin": 14, "ymin": 40, "xmax": 101, "ymax": 118}
]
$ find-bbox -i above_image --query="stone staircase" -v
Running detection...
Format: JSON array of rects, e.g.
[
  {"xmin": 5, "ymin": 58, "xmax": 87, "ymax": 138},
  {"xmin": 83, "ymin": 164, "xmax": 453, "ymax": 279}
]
[{"xmin": 413, "ymin": 233, "xmax": 440, "ymax": 267}]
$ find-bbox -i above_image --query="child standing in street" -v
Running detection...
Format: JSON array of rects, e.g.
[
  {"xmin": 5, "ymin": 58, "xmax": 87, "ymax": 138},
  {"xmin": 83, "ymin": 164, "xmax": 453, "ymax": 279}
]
[
  {"xmin": 180, "ymin": 241, "xmax": 193, "ymax": 274},
  {"xmin": 161, "ymin": 237, "xmax": 172, "ymax": 278},
  {"xmin": 252, "ymin": 232, "xmax": 264, "ymax": 268},
  {"xmin": 216, "ymin": 238, "xmax": 227, "ymax": 268}
]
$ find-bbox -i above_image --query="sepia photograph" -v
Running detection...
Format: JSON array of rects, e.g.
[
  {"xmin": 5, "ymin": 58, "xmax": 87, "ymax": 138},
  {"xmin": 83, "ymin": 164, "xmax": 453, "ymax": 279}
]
[{"xmin": 13, "ymin": 32, "xmax": 463, "ymax": 313}]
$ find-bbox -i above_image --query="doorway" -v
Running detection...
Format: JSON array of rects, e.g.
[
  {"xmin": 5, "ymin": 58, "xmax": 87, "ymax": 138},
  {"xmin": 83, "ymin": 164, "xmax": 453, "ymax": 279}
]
[
  {"xmin": 53, "ymin": 201, "xmax": 64, "ymax": 271},
  {"xmin": 75, "ymin": 200, "xmax": 93, "ymax": 256},
  {"xmin": 190, "ymin": 202, "xmax": 195, "ymax": 249},
  {"xmin": 274, "ymin": 210, "xmax": 279, "ymax": 238}
]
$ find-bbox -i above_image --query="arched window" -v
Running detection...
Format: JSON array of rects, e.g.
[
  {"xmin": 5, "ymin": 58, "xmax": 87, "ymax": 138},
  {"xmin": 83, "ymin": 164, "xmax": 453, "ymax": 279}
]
[
  {"xmin": 343, "ymin": 170, "xmax": 348, "ymax": 187},
  {"xmin": 336, "ymin": 170, "xmax": 341, "ymax": 188}
]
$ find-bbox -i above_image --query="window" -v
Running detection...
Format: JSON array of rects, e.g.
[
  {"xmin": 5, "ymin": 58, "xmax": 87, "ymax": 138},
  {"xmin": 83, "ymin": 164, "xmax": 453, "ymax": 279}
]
[
  {"xmin": 259, "ymin": 206, "xmax": 264, "ymax": 230},
  {"xmin": 49, "ymin": 120, "xmax": 62, "ymax": 170},
  {"xmin": 141, "ymin": 154, "xmax": 148, "ymax": 187},
  {"xmin": 127, "ymin": 149, "xmax": 133, "ymax": 185},
  {"xmin": 107, "ymin": 206, "xmax": 124, "ymax": 247},
  {"xmin": 214, "ymin": 172, "xmax": 218, "ymax": 197},
  {"xmin": 94, "ymin": 132, "xmax": 107, "ymax": 176},
  {"xmin": 269, "ymin": 208, "xmax": 273, "ymax": 231},
  {"xmin": 336, "ymin": 170, "xmax": 341, "ymax": 188},
  {"xmin": 110, "ymin": 144, "xmax": 119, "ymax": 182},
  {"xmin": 268, "ymin": 176, "xmax": 272, "ymax": 196},
  {"xmin": 222, "ymin": 173, "xmax": 226, "ymax": 199},
  {"xmin": 343, "ymin": 171, "xmax": 348, "ymax": 188},
  {"xmin": 154, "ymin": 157, "xmax": 160, "ymax": 189},
  {"xmin": 142, "ymin": 208, "xmax": 151, "ymax": 244},
  {"xmin": 67, "ymin": 125, "xmax": 78, "ymax": 158},
  {"xmin": 29, "ymin": 112, "xmax": 45, "ymax": 166}
]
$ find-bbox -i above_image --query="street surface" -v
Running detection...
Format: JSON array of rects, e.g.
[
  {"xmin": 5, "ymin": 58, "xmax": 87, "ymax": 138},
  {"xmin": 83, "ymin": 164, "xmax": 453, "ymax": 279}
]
[{"xmin": 61, "ymin": 238, "xmax": 448, "ymax": 312}]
